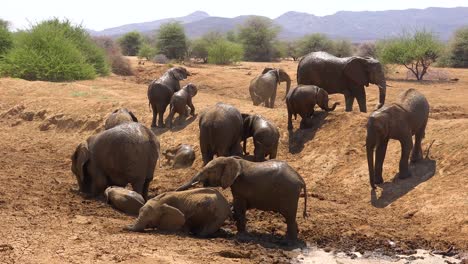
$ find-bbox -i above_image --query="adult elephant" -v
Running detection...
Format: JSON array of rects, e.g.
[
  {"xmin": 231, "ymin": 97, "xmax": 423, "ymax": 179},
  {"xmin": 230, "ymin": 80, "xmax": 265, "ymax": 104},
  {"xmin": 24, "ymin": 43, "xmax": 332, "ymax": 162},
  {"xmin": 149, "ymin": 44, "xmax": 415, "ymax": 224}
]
[
  {"xmin": 71, "ymin": 122, "xmax": 160, "ymax": 200},
  {"xmin": 147, "ymin": 67, "xmax": 190, "ymax": 127},
  {"xmin": 199, "ymin": 103, "xmax": 243, "ymax": 165},
  {"xmin": 249, "ymin": 68, "xmax": 291, "ymax": 108},
  {"xmin": 297, "ymin": 51, "xmax": 386, "ymax": 113}
]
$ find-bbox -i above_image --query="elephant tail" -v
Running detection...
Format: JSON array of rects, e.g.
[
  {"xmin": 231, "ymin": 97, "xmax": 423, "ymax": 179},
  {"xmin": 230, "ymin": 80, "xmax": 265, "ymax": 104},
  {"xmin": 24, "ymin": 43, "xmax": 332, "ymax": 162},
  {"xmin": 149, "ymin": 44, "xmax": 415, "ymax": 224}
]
[{"xmin": 302, "ymin": 183, "xmax": 308, "ymax": 218}]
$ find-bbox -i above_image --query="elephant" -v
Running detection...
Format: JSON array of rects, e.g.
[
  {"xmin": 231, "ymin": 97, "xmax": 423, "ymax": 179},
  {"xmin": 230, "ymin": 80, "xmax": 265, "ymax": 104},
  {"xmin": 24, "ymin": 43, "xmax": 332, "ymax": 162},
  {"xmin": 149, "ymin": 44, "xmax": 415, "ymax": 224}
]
[
  {"xmin": 249, "ymin": 68, "xmax": 291, "ymax": 108},
  {"xmin": 125, "ymin": 188, "xmax": 231, "ymax": 237},
  {"xmin": 366, "ymin": 88, "xmax": 429, "ymax": 188},
  {"xmin": 286, "ymin": 85, "xmax": 340, "ymax": 130},
  {"xmin": 241, "ymin": 113, "xmax": 279, "ymax": 161},
  {"xmin": 167, "ymin": 83, "xmax": 197, "ymax": 128},
  {"xmin": 71, "ymin": 122, "xmax": 160, "ymax": 200},
  {"xmin": 104, "ymin": 186, "xmax": 145, "ymax": 216},
  {"xmin": 297, "ymin": 51, "xmax": 386, "ymax": 113},
  {"xmin": 199, "ymin": 103, "xmax": 243, "ymax": 165},
  {"xmin": 163, "ymin": 144, "xmax": 196, "ymax": 169},
  {"xmin": 176, "ymin": 156, "xmax": 308, "ymax": 240},
  {"xmin": 104, "ymin": 108, "xmax": 138, "ymax": 130},
  {"xmin": 147, "ymin": 67, "xmax": 191, "ymax": 127}
]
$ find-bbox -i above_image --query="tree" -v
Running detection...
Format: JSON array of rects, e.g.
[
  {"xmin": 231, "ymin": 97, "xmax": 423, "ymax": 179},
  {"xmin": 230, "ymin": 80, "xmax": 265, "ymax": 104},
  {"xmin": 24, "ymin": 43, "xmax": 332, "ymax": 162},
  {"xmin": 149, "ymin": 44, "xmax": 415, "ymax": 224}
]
[
  {"xmin": 118, "ymin": 31, "xmax": 142, "ymax": 56},
  {"xmin": 190, "ymin": 32, "xmax": 223, "ymax": 63},
  {"xmin": 208, "ymin": 39, "xmax": 243, "ymax": 65},
  {"xmin": 357, "ymin": 42, "xmax": 376, "ymax": 57},
  {"xmin": 156, "ymin": 22, "xmax": 187, "ymax": 60},
  {"xmin": 138, "ymin": 43, "xmax": 157, "ymax": 60},
  {"xmin": 238, "ymin": 17, "xmax": 280, "ymax": 62},
  {"xmin": 377, "ymin": 30, "xmax": 442, "ymax": 80},
  {"xmin": 297, "ymin": 33, "xmax": 334, "ymax": 57},
  {"xmin": 0, "ymin": 19, "xmax": 13, "ymax": 57},
  {"xmin": 446, "ymin": 26, "xmax": 468, "ymax": 68},
  {"xmin": 333, "ymin": 39, "xmax": 353, "ymax": 57}
]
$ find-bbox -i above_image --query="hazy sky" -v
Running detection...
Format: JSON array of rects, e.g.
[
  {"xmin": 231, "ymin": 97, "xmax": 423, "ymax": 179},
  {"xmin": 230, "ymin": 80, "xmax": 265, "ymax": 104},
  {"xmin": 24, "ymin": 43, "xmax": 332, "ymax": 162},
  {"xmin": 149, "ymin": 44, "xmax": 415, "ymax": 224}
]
[{"xmin": 2, "ymin": 0, "xmax": 468, "ymax": 30}]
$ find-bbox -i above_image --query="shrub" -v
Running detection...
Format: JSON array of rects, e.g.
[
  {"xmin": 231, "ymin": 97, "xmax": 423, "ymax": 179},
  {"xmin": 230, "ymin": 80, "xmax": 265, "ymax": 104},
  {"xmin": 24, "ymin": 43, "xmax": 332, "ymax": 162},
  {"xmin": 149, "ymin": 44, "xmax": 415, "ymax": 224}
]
[
  {"xmin": 156, "ymin": 22, "xmax": 187, "ymax": 60},
  {"xmin": 297, "ymin": 33, "xmax": 335, "ymax": 57},
  {"xmin": 118, "ymin": 31, "xmax": 142, "ymax": 56},
  {"xmin": 443, "ymin": 27, "xmax": 468, "ymax": 68},
  {"xmin": 208, "ymin": 40, "xmax": 243, "ymax": 65},
  {"xmin": 357, "ymin": 42, "xmax": 376, "ymax": 57},
  {"xmin": 0, "ymin": 19, "xmax": 13, "ymax": 57},
  {"xmin": 190, "ymin": 32, "xmax": 224, "ymax": 63},
  {"xmin": 377, "ymin": 30, "xmax": 443, "ymax": 80},
  {"xmin": 333, "ymin": 39, "xmax": 353, "ymax": 57},
  {"xmin": 153, "ymin": 54, "xmax": 169, "ymax": 64},
  {"xmin": 94, "ymin": 37, "xmax": 133, "ymax": 76},
  {"xmin": 238, "ymin": 17, "xmax": 280, "ymax": 62},
  {"xmin": 1, "ymin": 19, "xmax": 108, "ymax": 81},
  {"xmin": 138, "ymin": 43, "xmax": 157, "ymax": 60}
]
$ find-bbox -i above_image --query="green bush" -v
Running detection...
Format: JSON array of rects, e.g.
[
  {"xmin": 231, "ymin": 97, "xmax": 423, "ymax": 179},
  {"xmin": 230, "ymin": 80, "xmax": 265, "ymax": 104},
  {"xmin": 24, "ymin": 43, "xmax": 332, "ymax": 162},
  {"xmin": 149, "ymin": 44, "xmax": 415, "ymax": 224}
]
[
  {"xmin": 138, "ymin": 43, "xmax": 157, "ymax": 60},
  {"xmin": 441, "ymin": 27, "xmax": 468, "ymax": 68},
  {"xmin": 297, "ymin": 33, "xmax": 335, "ymax": 57},
  {"xmin": 118, "ymin": 31, "xmax": 143, "ymax": 56},
  {"xmin": 94, "ymin": 37, "xmax": 133, "ymax": 76},
  {"xmin": 156, "ymin": 22, "xmax": 187, "ymax": 60},
  {"xmin": 0, "ymin": 19, "xmax": 13, "ymax": 57},
  {"xmin": 190, "ymin": 32, "xmax": 224, "ymax": 63},
  {"xmin": 1, "ymin": 19, "xmax": 109, "ymax": 81},
  {"xmin": 238, "ymin": 17, "xmax": 280, "ymax": 62},
  {"xmin": 208, "ymin": 40, "xmax": 243, "ymax": 65}
]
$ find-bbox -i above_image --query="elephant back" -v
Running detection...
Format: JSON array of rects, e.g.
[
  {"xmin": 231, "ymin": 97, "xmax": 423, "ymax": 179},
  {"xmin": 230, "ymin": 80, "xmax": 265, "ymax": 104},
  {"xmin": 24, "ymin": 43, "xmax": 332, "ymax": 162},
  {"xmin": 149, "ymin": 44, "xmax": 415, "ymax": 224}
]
[{"xmin": 297, "ymin": 52, "xmax": 347, "ymax": 91}]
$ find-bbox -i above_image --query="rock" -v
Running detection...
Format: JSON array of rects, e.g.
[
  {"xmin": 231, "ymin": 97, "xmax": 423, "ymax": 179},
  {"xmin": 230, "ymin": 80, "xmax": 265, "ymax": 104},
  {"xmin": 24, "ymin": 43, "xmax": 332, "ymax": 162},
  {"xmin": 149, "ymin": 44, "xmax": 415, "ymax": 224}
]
[{"xmin": 20, "ymin": 111, "xmax": 35, "ymax": 121}]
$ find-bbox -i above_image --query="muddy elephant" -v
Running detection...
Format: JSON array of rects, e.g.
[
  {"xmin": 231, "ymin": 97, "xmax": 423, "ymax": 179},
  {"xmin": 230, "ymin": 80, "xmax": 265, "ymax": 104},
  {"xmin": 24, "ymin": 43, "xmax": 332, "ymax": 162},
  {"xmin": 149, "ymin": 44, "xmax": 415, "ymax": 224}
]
[
  {"xmin": 241, "ymin": 114, "xmax": 279, "ymax": 161},
  {"xmin": 177, "ymin": 157, "xmax": 308, "ymax": 240},
  {"xmin": 199, "ymin": 103, "xmax": 243, "ymax": 165},
  {"xmin": 286, "ymin": 85, "xmax": 340, "ymax": 130},
  {"xmin": 249, "ymin": 68, "xmax": 291, "ymax": 108},
  {"xmin": 147, "ymin": 67, "xmax": 191, "ymax": 127},
  {"xmin": 104, "ymin": 186, "xmax": 145, "ymax": 216},
  {"xmin": 167, "ymin": 83, "xmax": 197, "ymax": 128},
  {"xmin": 104, "ymin": 108, "xmax": 138, "ymax": 130},
  {"xmin": 125, "ymin": 188, "xmax": 231, "ymax": 237},
  {"xmin": 297, "ymin": 51, "xmax": 386, "ymax": 113},
  {"xmin": 366, "ymin": 89, "xmax": 429, "ymax": 188},
  {"xmin": 71, "ymin": 122, "xmax": 160, "ymax": 200},
  {"xmin": 163, "ymin": 144, "xmax": 196, "ymax": 169}
]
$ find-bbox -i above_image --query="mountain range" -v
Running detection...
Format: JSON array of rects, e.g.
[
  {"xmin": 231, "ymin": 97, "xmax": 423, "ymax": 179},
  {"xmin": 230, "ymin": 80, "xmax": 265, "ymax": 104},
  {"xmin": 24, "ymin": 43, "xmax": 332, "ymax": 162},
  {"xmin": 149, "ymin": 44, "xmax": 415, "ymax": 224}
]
[{"xmin": 90, "ymin": 7, "xmax": 468, "ymax": 42}]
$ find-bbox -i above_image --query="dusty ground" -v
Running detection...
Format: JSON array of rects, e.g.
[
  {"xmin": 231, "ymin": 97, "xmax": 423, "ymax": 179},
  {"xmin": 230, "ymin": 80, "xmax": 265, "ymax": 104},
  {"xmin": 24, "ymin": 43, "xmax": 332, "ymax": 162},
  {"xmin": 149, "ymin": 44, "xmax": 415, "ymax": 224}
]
[{"xmin": 0, "ymin": 58, "xmax": 467, "ymax": 263}]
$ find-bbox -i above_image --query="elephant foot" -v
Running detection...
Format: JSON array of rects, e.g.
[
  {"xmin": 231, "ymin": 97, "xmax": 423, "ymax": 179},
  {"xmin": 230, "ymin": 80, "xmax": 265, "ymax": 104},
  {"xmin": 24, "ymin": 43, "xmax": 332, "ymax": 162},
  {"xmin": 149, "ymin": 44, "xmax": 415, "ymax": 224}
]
[
  {"xmin": 374, "ymin": 175, "xmax": 384, "ymax": 184},
  {"xmin": 398, "ymin": 170, "xmax": 412, "ymax": 179},
  {"xmin": 287, "ymin": 125, "xmax": 293, "ymax": 130},
  {"xmin": 123, "ymin": 225, "xmax": 143, "ymax": 232},
  {"xmin": 151, "ymin": 123, "xmax": 157, "ymax": 128}
]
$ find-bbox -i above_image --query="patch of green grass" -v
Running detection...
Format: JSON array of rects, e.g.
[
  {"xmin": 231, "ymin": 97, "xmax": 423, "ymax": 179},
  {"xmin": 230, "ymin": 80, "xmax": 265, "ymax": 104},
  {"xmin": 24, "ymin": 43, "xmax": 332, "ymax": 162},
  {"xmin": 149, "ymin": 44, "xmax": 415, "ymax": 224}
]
[{"xmin": 71, "ymin": 91, "xmax": 88, "ymax": 97}]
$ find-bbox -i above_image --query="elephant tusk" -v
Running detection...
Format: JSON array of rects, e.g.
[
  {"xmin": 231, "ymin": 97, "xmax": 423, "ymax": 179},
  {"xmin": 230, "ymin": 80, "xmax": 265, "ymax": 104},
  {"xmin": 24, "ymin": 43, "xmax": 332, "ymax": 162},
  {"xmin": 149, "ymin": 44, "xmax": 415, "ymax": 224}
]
[{"xmin": 190, "ymin": 181, "xmax": 200, "ymax": 186}]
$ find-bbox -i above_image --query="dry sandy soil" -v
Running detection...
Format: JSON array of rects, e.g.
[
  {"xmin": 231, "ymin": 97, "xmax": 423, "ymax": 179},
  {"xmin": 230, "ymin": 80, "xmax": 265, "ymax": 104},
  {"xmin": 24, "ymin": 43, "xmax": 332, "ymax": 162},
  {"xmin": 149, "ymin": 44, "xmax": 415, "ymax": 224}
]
[{"xmin": 0, "ymin": 58, "xmax": 467, "ymax": 263}]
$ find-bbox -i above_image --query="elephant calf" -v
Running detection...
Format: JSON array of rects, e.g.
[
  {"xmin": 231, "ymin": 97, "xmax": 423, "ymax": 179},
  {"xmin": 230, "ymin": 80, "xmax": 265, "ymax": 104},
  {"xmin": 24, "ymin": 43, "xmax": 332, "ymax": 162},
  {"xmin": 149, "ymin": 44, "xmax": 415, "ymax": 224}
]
[
  {"xmin": 163, "ymin": 144, "xmax": 196, "ymax": 169},
  {"xmin": 249, "ymin": 68, "xmax": 291, "ymax": 108},
  {"xmin": 286, "ymin": 85, "xmax": 340, "ymax": 130},
  {"xmin": 104, "ymin": 108, "xmax": 138, "ymax": 130},
  {"xmin": 125, "ymin": 188, "xmax": 231, "ymax": 237},
  {"xmin": 241, "ymin": 114, "xmax": 279, "ymax": 161},
  {"xmin": 366, "ymin": 88, "xmax": 429, "ymax": 188},
  {"xmin": 105, "ymin": 186, "xmax": 145, "ymax": 216},
  {"xmin": 167, "ymin": 83, "xmax": 198, "ymax": 128},
  {"xmin": 177, "ymin": 157, "xmax": 308, "ymax": 240},
  {"xmin": 71, "ymin": 122, "xmax": 160, "ymax": 200}
]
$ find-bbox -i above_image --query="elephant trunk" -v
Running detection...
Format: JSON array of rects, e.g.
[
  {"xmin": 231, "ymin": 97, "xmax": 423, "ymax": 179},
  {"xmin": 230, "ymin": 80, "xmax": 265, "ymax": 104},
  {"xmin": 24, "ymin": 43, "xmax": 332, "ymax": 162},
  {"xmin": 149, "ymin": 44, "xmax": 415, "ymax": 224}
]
[
  {"xmin": 377, "ymin": 81, "xmax": 386, "ymax": 109},
  {"xmin": 325, "ymin": 102, "xmax": 339, "ymax": 112},
  {"xmin": 366, "ymin": 128, "xmax": 376, "ymax": 189},
  {"xmin": 176, "ymin": 172, "xmax": 201, "ymax": 191},
  {"xmin": 283, "ymin": 78, "xmax": 291, "ymax": 100}
]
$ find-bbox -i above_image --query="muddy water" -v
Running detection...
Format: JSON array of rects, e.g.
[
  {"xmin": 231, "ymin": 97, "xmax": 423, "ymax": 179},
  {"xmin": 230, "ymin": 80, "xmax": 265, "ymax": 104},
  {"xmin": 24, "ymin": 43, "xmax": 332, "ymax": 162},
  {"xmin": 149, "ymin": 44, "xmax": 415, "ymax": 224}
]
[{"xmin": 293, "ymin": 247, "xmax": 463, "ymax": 264}]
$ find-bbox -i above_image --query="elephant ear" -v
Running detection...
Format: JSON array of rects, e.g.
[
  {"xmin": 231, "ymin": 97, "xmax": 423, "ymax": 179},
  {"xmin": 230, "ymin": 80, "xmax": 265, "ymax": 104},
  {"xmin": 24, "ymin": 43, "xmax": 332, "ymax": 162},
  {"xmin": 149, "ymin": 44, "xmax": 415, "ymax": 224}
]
[
  {"xmin": 344, "ymin": 57, "xmax": 370, "ymax": 87},
  {"xmin": 262, "ymin": 67, "xmax": 274, "ymax": 74},
  {"xmin": 220, "ymin": 158, "xmax": 242, "ymax": 189},
  {"xmin": 157, "ymin": 203, "xmax": 185, "ymax": 231},
  {"xmin": 171, "ymin": 68, "xmax": 186, "ymax": 81},
  {"xmin": 275, "ymin": 69, "xmax": 281, "ymax": 84},
  {"xmin": 72, "ymin": 142, "xmax": 90, "ymax": 183},
  {"xmin": 128, "ymin": 111, "xmax": 138, "ymax": 122}
]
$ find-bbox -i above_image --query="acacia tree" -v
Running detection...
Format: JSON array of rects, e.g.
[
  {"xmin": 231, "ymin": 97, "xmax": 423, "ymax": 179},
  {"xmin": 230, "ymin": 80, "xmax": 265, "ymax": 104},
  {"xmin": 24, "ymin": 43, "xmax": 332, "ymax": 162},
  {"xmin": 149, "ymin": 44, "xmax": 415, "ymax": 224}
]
[
  {"xmin": 238, "ymin": 17, "xmax": 280, "ymax": 62},
  {"xmin": 377, "ymin": 30, "xmax": 442, "ymax": 80},
  {"xmin": 190, "ymin": 31, "xmax": 223, "ymax": 63},
  {"xmin": 156, "ymin": 22, "xmax": 187, "ymax": 60},
  {"xmin": 297, "ymin": 33, "xmax": 335, "ymax": 57},
  {"xmin": 118, "ymin": 31, "xmax": 142, "ymax": 56},
  {"xmin": 447, "ymin": 26, "xmax": 468, "ymax": 68}
]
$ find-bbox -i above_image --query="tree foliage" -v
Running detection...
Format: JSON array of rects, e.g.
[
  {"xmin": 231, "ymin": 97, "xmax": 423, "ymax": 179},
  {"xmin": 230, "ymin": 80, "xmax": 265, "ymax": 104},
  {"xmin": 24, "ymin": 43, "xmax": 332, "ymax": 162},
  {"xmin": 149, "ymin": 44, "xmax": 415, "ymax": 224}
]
[
  {"xmin": 238, "ymin": 17, "xmax": 280, "ymax": 62},
  {"xmin": 118, "ymin": 31, "xmax": 142, "ymax": 56},
  {"xmin": 297, "ymin": 34, "xmax": 335, "ymax": 56},
  {"xmin": 357, "ymin": 42, "xmax": 376, "ymax": 57},
  {"xmin": 377, "ymin": 30, "xmax": 442, "ymax": 80},
  {"xmin": 156, "ymin": 22, "xmax": 187, "ymax": 60},
  {"xmin": 138, "ymin": 43, "xmax": 157, "ymax": 60},
  {"xmin": 0, "ymin": 19, "xmax": 13, "ymax": 57},
  {"xmin": 190, "ymin": 32, "xmax": 223, "ymax": 63},
  {"xmin": 208, "ymin": 39, "xmax": 243, "ymax": 65},
  {"xmin": 333, "ymin": 39, "xmax": 353, "ymax": 57},
  {"xmin": 94, "ymin": 37, "xmax": 132, "ymax": 76},
  {"xmin": 1, "ymin": 19, "xmax": 108, "ymax": 81},
  {"xmin": 444, "ymin": 27, "xmax": 468, "ymax": 68}
]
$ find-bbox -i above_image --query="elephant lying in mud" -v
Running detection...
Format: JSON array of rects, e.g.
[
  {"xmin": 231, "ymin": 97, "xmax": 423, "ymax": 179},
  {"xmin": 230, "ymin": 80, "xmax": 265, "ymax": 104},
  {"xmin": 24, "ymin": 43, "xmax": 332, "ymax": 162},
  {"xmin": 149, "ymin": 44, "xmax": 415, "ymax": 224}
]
[
  {"xmin": 366, "ymin": 88, "xmax": 429, "ymax": 188},
  {"xmin": 148, "ymin": 67, "xmax": 191, "ymax": 128},
  {"xmin": 163, "ymin": 144, "xmax": 196, "ymax": 169},
  {"xmin": 71, "ymin": 122, "xmax": 160, "ymax": 200},
  {"xmin": 105, "ymin": 186, "xmax": 145, "ymax": 216},
  {"xmin": 104, "ymin": 108, "xmax": 138, "ymax": 130},
  {"xmin": 297, "ymin": 51, "xmax": 386, "ymax": 112},
  {"xmin": 177, "ymin": 156, "xmax": 308, "ymax": 240},
  {"xmin": 125, "ymin": 188, "xmax": 231, "ymax": 237},
  {"xmin": 249, "ymin": 68, "xmax": 291, "ymax": 108},
  {"xmin": 286, "ymin": 85, "xmax": 340, "ymax": 130},
  {"xmin": 241, "ymin": 113, "xmax": 279, "ymax": 161}
]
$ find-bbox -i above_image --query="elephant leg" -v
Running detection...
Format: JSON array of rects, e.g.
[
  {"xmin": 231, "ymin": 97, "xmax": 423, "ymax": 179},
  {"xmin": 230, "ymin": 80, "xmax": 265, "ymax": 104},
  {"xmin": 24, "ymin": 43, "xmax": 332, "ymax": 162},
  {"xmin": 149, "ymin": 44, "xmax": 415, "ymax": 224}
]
[
  {"xmin": 158, "ymin": 107, "xmax": 166, "ymax": 127},
  {"xmin": 269, "ymin": 145, "xmax": 278, "ymax": 160},
  {"xmin": 287, "ymin": 107, "xmax": 293, "ymax": 130},
  {"xmin": 398, "ymin": 135, "xmax": 413, "ymax": 179},
  {"xmin": 411, "ymin": 124, "xmax": 426, "ymax": 163},
  {"xmin": 354, "ymin": 86, "xmax": 367, "ymax": 113},
  {"xmin": 344, "ymin": 92, "xmax": 354, "ymax": 112},
  {"xmin": 167, "ymin": 108, "xmax": 175, "ymax": 128},
  {"xmin": 269, "ymin": 90, "xmax": 277, "ymax": 108},
  {"xmin": 141, "ymin": 178, "xmax": 152, "ymax": 201},
  {"xmin": 151, "ymin": 105, "xmax": 158, "ymax": 128},
  {"xmin": 201, "ymin": 148, "xmax": 214, "ymax": 166},
  {"xmin": 285, "ymin": 215, "xmax": 298, "ymax": 240},
  {"xmin": 253, "ymin": 146, "xmax": 266, "ymax": 162},
  {"xmin": 233, "ymin": 198, "xmax": 247, "ymax": 233},
  {"xmin": 374, "ymin": 139, "xmax": 388, "ymax": 184}
]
